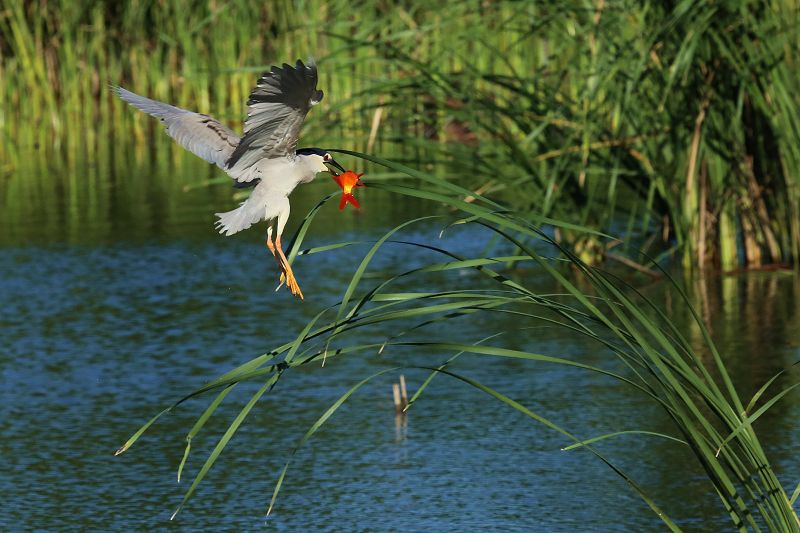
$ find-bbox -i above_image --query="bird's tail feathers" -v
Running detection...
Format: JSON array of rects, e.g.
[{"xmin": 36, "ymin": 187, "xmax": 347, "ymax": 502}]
[{"xmin": 214, "ymin": 199, "xmax": 263, "ymax": 236}]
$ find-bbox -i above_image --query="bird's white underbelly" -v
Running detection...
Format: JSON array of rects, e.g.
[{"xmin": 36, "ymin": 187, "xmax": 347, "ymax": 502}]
[
  {"xmin": 247, "ymin": 181, "xmax": 287, "ymax": 220},
  {"xmin": 227, "ymin": 157, "xmax": 317, "ymax": 196}
]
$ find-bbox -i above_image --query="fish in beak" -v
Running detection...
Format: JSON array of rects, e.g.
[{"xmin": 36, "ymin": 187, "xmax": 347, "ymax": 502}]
[{"xmin": 331, "ymin": 170, "xmax": 365, "ymax": 210}]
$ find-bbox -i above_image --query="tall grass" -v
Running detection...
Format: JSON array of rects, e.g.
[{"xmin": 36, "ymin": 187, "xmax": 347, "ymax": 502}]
[
  {"xmin": 2, "ymin": 1, "xmax": 799, "ymax": 268},
  {"xmin": 326, "ymin": 0, "xmax": 800, "ymax": 270},
  {"xmin": 116, "ymin": 151, "xmax": 800, "ymax": 531},
  {"xmin": 0, "ymin": 0, "xmax": 402, "ymax": 162}
]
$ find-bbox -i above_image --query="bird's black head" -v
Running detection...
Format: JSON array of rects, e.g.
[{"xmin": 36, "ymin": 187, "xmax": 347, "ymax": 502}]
[{"xmin": 297, "ymin": 147, "xmax": 345, "ymax": 174}]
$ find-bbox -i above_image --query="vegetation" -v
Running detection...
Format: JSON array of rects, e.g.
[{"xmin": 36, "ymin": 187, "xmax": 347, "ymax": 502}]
[
  {"xmin": 3, "ymin": 0, "xmax": 800, "ymax": 268},
  {"xmin": 116, "ymin": 152, "xmax": 800, "ymax": 530},
  {"xmin": 350, "ymin": 0, "xmax": 800, "ymax": 271},
  {"xmin": 4, "ymin": 0, "xmax": 800, "ymax": 529}
]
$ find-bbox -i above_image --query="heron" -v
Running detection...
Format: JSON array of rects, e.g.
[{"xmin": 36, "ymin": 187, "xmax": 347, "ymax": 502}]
[{"xmin": 115, "ymin": 59, "xmax": 345, "ymax": 300}]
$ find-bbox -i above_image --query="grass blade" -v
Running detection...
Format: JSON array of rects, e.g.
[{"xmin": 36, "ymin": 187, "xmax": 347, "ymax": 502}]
[
  {"xmin": 171, "ymin": 372, "xmax": 281, "ymax": 520},
  {"xmin": 267, "ymin": 368, "xmax": 399, "ymax": 515}
]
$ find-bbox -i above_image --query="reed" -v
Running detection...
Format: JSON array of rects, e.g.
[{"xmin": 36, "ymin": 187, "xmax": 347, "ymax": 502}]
[
  {"xmin": 0, "ymin": 0, "xmax": 800, "ymax": 270},
  {"xmin": 116, "ymin": 151, "xmax": 800, "ymax": 530},
  {"xmin": 3, "ymin": 0, "xmax": 799, "ymax": 268},
  {"xmin": 330, "ymin": 0, "xmax": 800, "ymax": 270}
]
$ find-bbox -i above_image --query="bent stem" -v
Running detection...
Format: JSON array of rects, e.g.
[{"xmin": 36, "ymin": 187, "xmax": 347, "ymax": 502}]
[{"xmin": 118, "ymin": 151, "xmax": 799, "ymax": 530}]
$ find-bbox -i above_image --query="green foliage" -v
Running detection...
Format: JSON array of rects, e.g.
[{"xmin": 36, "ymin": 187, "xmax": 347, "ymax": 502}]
[
  {"xmin": 117, "ymin": 152, "xmax": 800, "ymax": 531},
  {"xmin": 325, "ymin": 0, "xmax": 800, "ymax": 269},
  {"xmin": 2, "ymin": 0, "xmax": 799, "ymax": 267}
]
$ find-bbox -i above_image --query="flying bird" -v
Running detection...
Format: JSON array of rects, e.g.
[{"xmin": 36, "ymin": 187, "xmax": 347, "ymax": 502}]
[{"xmin": 115, "ymin": 59, "xmax": 345, "ymax": 300}]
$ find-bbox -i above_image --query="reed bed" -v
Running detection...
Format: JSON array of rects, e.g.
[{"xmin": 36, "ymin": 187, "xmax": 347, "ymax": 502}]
[{"xmin": 3, "ymin": 0, "xmax": 800, "ymax": 268}]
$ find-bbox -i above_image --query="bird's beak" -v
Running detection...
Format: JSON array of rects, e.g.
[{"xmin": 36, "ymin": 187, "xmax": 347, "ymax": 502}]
[{"xmin": 325, "ymin": 159, "xmax": 346, "ymax": 175}]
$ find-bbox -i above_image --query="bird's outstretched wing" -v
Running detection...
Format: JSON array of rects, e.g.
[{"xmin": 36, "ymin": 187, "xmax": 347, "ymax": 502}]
[
  {"xmin": 225, "ymin": 59, "xmax": 323, "ymax": 176},
  {"xmin": 115, "ymin": 87, "xmax": 240, "ymax": 170}
]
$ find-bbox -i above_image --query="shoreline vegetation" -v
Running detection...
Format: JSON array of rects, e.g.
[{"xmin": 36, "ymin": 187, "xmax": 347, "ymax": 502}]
[{"xmin": 2, "ymin": 1, "xmax": 800, "ymax": 270}]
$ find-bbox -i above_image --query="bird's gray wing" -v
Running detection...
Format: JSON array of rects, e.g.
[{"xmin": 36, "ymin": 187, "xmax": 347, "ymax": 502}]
[
  {"xmin": 225, "ymin": 59, "xmax": 323, "ymax": 175},
  {"xmin": 115, "ymin": 87, "xmax": 240, "ymax": 170}
]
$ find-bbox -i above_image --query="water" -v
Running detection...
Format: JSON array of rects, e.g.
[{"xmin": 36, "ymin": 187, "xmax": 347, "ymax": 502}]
[{"xmin": 2, "ymin": 151, "xmax": 799, "ymax": 531}]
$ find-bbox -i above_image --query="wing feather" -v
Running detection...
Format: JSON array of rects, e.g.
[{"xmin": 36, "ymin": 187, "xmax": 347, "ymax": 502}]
[
  {"xmin": 115, "ymin": 87, "xmax": 240, "ymax": 170},
  {"xmin": 225, "ymin": 59, "xmax": 323, "ymax": 175}
]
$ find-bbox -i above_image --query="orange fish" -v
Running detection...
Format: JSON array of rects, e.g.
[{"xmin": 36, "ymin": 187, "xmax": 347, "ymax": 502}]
[{"xmin": 331, "ymin": 170, "xmax": 365, "ymax": 210}]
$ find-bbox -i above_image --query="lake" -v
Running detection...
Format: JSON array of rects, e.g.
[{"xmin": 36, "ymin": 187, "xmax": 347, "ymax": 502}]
[{"xmin": 1, "ymin": 147, "xmax": 799, "ymax": 531}]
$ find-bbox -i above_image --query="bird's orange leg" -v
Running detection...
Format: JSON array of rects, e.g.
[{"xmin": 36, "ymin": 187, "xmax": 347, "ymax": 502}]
[
  {"xmin": 275, "ymin": 234, "xmax": 304, "ymax": 300},
  {"xmin": 266, "ymin": 227, "xmax": 286, "ymax": 288}
]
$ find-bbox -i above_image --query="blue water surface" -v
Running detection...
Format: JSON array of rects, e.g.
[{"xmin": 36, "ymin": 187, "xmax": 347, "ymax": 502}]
[{"xmin": 1, "ymin": 164, "xmax": 799, "ymax": 532}]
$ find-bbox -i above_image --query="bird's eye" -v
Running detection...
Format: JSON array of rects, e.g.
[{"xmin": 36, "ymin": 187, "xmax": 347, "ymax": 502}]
[{"xmin": 323, "ymin": 154, "xmax": 331, "ymax": 162}]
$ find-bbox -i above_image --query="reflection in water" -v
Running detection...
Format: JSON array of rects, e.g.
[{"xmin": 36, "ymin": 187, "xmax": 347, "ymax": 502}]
[
  {"xmin": 0, "ymin": 130, "xmax": 429, "ymax": 247},
  {"xmin": 1, "ymin": 153, "xmax": 799, "ymax": 531},
  {"xmin": 394, "ymin": 413, "xmax": 408, "ymax": 444},
  {"xmin": 672, "ymin": 273, "xmax": 800, "ymax": 398}
]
